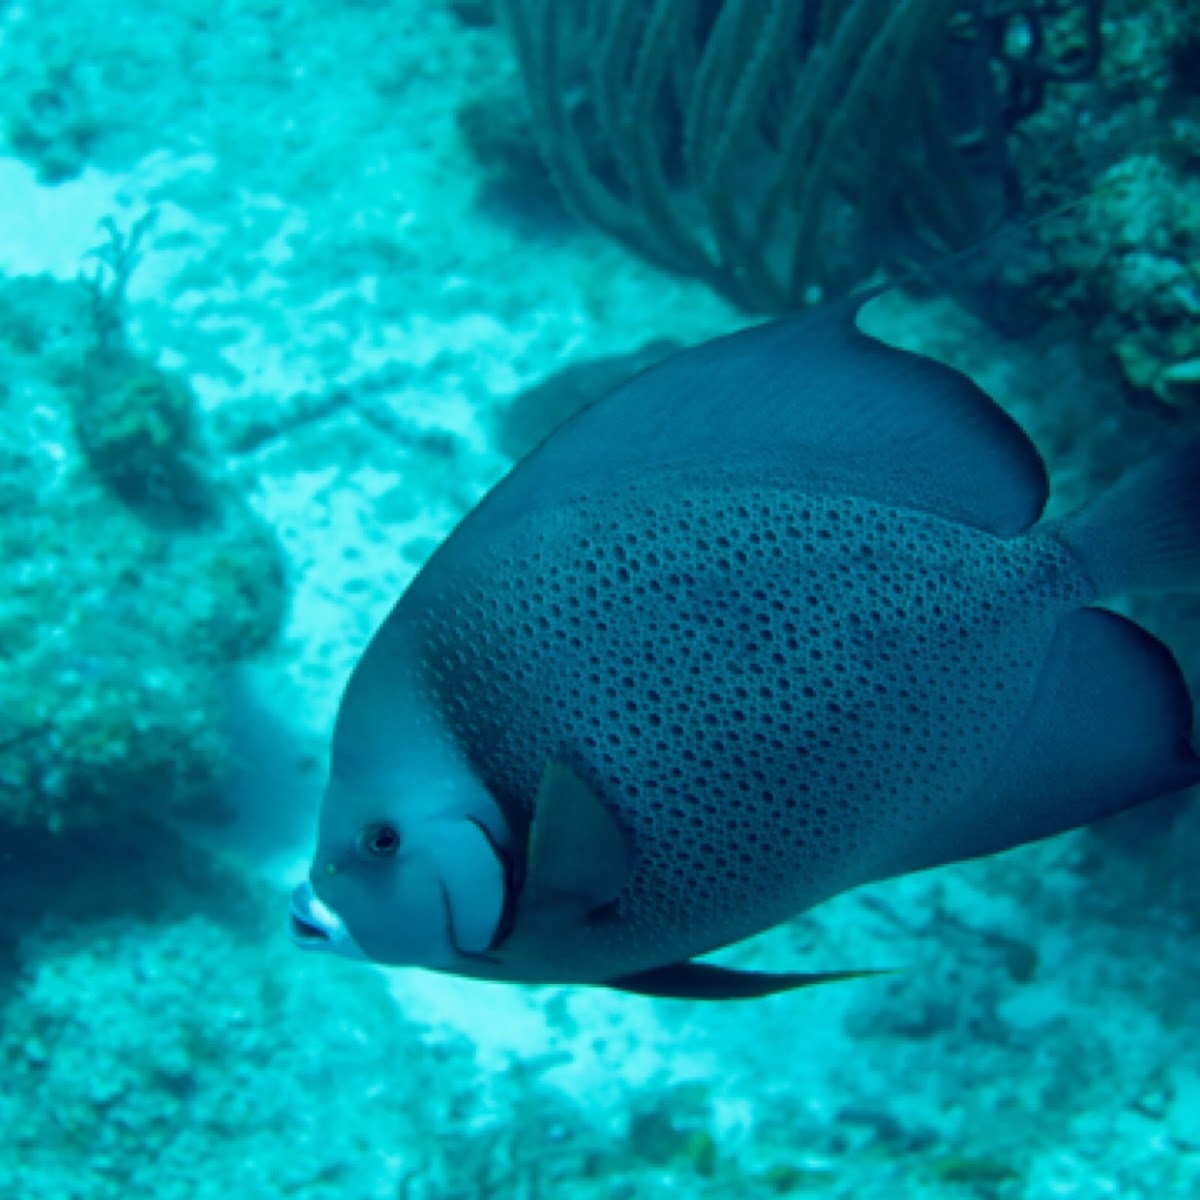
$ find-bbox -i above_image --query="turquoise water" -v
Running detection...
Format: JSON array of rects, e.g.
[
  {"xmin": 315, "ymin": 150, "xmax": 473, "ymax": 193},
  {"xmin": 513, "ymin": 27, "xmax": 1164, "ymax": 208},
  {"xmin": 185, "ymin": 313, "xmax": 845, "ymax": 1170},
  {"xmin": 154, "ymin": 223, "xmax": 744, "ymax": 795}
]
[{"xmin": 1, "ymin": 1, "xmax": 1198, "ymax": 1196}]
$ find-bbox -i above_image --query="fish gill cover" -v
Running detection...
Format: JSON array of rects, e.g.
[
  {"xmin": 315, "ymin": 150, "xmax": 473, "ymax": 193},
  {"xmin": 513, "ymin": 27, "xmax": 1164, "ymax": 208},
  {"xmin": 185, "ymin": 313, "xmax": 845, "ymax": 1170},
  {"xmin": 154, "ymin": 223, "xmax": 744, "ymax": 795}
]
[{"xmin": 0, "ymin": 0, "xmax": 1198, "ymax": 1198}]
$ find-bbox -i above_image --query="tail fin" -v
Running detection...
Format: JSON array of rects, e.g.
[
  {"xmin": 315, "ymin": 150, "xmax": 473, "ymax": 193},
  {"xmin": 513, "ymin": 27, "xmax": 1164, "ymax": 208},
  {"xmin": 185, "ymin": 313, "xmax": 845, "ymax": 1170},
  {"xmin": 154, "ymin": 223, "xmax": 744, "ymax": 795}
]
[{"xmin": 1056, "ymin": 436, "xmax": 1200, "ymax": 597}]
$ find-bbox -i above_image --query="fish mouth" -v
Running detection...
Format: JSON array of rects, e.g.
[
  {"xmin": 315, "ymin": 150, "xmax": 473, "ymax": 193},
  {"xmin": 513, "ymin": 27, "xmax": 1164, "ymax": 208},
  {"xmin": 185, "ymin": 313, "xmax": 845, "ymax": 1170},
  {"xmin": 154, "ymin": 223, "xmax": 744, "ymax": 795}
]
[
  {"xmin": 290, "ymin": 910, "xmax": 330, "ymax": 945},
  {"xmin": 288, "ymin": 881, "xmax": 361, "ymax": 955},
  {"xmin": 289, "ymin": 883, "xmax": 331, "ymax": 947}
]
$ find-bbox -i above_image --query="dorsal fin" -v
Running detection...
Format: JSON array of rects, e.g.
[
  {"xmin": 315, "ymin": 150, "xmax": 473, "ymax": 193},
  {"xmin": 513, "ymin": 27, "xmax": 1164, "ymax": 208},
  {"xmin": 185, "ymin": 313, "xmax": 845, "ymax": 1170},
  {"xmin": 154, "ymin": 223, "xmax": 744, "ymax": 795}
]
[{"xmin": 462, "ymin": 295, "xmax": 1048, "ymax": 542}]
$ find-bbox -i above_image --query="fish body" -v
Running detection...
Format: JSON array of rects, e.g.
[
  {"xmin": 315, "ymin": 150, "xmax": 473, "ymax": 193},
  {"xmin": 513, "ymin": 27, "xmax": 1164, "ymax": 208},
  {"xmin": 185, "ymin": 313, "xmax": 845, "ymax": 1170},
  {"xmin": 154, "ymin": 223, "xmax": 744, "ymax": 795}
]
[{"xmin": 291, "ymin": 298, "xmax": 1200, "ymax": 998}]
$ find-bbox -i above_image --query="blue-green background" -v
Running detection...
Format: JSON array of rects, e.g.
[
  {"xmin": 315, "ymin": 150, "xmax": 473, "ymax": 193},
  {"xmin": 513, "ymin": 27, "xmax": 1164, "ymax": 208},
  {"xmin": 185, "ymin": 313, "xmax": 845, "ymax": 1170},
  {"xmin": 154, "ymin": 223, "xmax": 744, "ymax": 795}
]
[{"xmin": 1, "ymin": 2, "xmax": 1198, "ymax": 1196}]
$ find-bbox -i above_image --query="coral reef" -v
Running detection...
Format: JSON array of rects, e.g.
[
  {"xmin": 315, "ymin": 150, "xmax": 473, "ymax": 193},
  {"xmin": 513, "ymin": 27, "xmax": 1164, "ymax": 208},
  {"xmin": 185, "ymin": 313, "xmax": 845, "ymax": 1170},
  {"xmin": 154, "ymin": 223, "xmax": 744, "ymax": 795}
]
[
  {"xmin": 0, "ymin": 912, "xmax": 462, "ymax": 1199},
  {"xmin": 1044, "ymin": 148, "xmax": 1200, "ymax": 413},
  {"xmin": 1018, "ymin": 0, "xmax": 1200, "ymax": 413}
]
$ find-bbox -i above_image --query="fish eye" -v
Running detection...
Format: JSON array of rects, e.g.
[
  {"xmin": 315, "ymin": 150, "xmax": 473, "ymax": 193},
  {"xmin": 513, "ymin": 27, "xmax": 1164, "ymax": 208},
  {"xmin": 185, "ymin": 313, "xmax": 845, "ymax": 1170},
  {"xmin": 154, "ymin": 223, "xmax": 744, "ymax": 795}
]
[{"xmin": 357, "ymin": 822, "xmax": 401, "ymax": 859}]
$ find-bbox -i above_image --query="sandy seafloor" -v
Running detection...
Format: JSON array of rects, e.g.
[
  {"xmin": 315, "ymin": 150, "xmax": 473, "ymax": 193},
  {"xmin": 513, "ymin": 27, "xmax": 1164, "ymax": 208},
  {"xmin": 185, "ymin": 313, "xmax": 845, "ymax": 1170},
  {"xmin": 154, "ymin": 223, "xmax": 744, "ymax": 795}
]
[{"xmin": 1, "ymin": 1, "xmax": 1198, "ymax": 1198}]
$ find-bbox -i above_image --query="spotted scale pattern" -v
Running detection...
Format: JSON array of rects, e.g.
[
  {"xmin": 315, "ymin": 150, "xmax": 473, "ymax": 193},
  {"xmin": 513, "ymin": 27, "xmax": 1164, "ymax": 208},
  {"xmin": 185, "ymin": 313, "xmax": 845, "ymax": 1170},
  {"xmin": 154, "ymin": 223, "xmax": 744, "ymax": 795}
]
[{"xmin": 402, "ymin": 465, "xmax": 1088, "ymax": 975}]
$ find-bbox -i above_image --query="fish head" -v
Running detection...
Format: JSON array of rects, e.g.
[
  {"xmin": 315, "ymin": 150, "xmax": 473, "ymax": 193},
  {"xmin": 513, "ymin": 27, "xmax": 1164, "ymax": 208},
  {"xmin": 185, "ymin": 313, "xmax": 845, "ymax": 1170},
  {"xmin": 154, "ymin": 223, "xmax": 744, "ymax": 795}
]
[{"xmin": 289, "ymin": 756, "xmax": 512, "ymax": 969}]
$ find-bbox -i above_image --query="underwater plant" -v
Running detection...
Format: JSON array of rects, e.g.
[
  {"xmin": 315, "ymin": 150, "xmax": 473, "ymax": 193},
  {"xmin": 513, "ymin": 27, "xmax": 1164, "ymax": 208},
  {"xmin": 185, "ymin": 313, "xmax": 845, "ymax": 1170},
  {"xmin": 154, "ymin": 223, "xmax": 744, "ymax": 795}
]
[{"xmin": 496, "ymin": 0, "xmax": 1103, "ymax": 310}]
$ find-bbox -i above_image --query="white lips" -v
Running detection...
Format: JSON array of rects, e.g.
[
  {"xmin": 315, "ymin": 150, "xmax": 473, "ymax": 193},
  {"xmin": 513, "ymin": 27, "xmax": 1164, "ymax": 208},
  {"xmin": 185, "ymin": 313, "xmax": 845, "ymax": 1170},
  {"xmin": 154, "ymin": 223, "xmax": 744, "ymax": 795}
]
[{"xmin": 289, "ymin": 882, "xmax": 367, "ymax": 959}]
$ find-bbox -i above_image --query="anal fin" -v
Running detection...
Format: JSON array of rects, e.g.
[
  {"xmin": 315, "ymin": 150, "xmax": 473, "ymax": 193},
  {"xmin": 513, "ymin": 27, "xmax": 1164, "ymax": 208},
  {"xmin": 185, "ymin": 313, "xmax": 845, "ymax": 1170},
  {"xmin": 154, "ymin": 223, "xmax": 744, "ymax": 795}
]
[{"xmin": 607, "ymin": 960, "xmax": 888, "ymax": 1001}]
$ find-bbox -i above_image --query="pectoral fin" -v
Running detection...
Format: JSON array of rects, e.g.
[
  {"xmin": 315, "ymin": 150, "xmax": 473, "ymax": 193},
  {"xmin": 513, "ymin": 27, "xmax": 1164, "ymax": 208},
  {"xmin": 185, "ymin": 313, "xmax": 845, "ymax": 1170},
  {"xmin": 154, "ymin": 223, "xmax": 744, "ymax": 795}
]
[
  {"xmin": 521, "ymin": 759, "xmax": 630, "ymax": 918},
  {"xmin": 490, "ymin": 761, "xmax": 631, "ymax": 976},
  {"xmin": 608, "ymin": 961, "xmax": 889, "ymax": 1001}
]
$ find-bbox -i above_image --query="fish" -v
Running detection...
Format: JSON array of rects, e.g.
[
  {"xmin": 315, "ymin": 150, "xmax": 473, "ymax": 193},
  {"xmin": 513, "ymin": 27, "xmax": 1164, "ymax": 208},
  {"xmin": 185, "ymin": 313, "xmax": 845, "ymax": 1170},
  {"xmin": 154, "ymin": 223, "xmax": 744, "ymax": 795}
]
[{"xmin": 289, "ymin": 294, "xmax": 1200, "ymax": 1000}]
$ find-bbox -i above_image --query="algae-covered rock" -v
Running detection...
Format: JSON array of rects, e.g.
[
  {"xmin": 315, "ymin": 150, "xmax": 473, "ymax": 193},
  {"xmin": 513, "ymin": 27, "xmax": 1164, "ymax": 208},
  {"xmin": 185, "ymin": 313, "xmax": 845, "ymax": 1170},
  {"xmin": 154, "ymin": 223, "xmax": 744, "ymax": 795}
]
[
  {"xmin": 0, "ymin": 270, "xmax": 287, "ymax": 835},
  {"xmin": 761, "ymin": 1162, "xmax": 837, "ymax": 1194},
  {"xmin": 494, "ymin": 338, "xmax": 679, "ymax": 464},
  {"xmin": 5, "ymin": 62, "xmax": 101, "ymax": 183},
  {"xmin": 626, "ymin": 1082, "xmax": 719, "ymax": 1179},
  {"xmin": 1052, "ymin": 150, "xmax": 1200, "ymax": 412},
  {"xmin": 71, "ymin": 353, "xmax": 216, "ymax": 522},
  {"xmin": 927, "ymin": 1155, "xmax": 1020, "ymax": 1190}
]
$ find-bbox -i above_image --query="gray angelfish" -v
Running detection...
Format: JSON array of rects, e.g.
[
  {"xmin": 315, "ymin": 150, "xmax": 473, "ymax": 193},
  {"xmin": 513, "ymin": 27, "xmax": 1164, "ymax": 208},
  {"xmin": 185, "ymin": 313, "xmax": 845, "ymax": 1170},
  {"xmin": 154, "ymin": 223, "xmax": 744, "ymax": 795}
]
[{"xmin": 290, "ymin": 296, "xmax": 1200, "ymax": 1000}]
